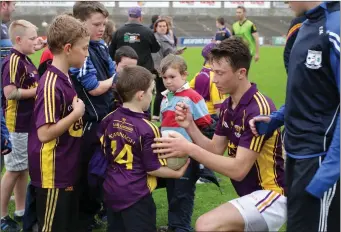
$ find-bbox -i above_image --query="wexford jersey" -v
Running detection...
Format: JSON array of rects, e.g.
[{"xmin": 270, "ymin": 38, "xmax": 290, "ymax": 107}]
[
  {"xmin": 190, "ymin": 64, "xmax": 227, "ymax": 115},
  {"xmin": 28, "ymin": 64, "xmax": 83, "ymax": 189},
  {"xmin": 1, "ymin": 49, "xmax": 39, "ymax": 132},
  {"xmin": 215, "ymin": 84, "xmax": 285, "ymax": 196},
  {"xmin": 99, "ymin": 107, "xmax": 166, "ymax": 211}
]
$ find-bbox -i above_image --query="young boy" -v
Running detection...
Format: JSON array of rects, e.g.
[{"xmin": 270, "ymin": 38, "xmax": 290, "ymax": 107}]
[
  {"xmin": 99, "ymin": 65, "xmax": 189, "ymax": 232},
  {"xmin": 190, "ymin": 42, "xmax": 227, "ymax": 122},
  {"xmin": 1, "ymin": 20, "xmax": 39, "ymax": 231},
  {"xmin": 27, "ymin": 14, "xmax": 89, "ymax": 231},
  {"xmin": 159, "ymin": 54, "xmax": 212, "ymax": 232},
  {"xmin": 114, "ymin": 46, "xmax": 138, "ymax": 73},
  {"xmin": 69, "ymin": 2, "xmax": 117, "ymax": 229}
]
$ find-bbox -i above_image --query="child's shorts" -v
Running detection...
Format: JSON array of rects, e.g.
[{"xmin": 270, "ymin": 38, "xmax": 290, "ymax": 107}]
[{"xmin": 4, "ymin": 132, "xmax": 28, "ymax": 171}]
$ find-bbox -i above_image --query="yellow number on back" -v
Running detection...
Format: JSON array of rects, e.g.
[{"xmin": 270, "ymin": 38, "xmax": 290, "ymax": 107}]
[{"xmin": 111, "ymin": 141, "xmax": 133, "ymax": 170}]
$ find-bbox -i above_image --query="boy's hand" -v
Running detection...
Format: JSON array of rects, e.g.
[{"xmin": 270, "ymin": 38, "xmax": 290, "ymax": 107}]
[
  {"xmin": 174, "ymin": 159, "xmax": 190, "ymax": 178},
  {"xmin": 249, "ymin": 116, "xmax": 271, "ymax": 136},
  {"xmin": 72, "ymin": 97, "xmax": 85, "ymax": 118},
  {"xmin": 1, "ymin": 139, "xmax": 10, "ymax": 155},
  {"xmin": 175, "ymin": 102, "xmax": 194, "ymax": 129}
]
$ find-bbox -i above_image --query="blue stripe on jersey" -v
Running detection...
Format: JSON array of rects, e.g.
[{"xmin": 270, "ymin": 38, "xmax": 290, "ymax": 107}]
[{"xmin": 191, "ymin": 98, "xmax": 210, "ymax": 121}]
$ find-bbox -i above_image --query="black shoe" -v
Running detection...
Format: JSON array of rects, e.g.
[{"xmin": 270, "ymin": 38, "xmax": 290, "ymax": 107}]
[
  {"xmin": 87, "ymin": 217, "xmax": 103, "ymax": 231},
  {"xmin": 0, "ymin": 215, "xmax": 21, "ymax": 232},
  {"xmin": 13, "ymin": 214, "xmax": 23, "ymax": 222}
]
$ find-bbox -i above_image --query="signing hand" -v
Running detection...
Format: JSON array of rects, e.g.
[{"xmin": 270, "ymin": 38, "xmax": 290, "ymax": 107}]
[{"xmin": 175, "ymin": 102, "xmax": 194, "ymax": 129}]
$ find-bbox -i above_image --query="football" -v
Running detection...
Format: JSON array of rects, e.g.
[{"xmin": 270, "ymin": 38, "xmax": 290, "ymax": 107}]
[{"xmin": 161, "ymin": 130, "xmax": 189, "ymax": 170}]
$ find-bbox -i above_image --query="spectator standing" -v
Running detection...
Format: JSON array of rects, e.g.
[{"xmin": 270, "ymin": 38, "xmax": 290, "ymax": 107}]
[
  {"xmin": 109, "ymin": 7, "xmax": 160, "ymax": 73},
  {"xmin": 152, "ymin": 19, "xmax": 185, "ymax": 122},
  {"xmin": 232, "ymin": 6, "xmax": 260, "ymax": 62},
  {"xmin": 214, "ymin": 16, "xmax": 231, "ymax": 43}
]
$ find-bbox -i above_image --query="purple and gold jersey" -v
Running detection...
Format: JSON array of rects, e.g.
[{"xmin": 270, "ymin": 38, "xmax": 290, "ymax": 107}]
[
  {"xmin": 1, "ymin": 49, "xmax": 38, "ymax": 132},
  {"xmin": 28, "ymin": 64, "xmax": 83, "ymax": 189},
  {"xmin": 99, "ymin": 107, "xmax": 166, "ymax": 211},
  {"xmin": 215, "ymin": 84, "xmax": 285, "ymax": 196}
]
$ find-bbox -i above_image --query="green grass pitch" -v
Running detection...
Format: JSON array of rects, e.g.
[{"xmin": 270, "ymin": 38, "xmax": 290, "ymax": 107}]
[{"xmin": 6, "ymin": 46, "xmax": 287, "ymax": 231}]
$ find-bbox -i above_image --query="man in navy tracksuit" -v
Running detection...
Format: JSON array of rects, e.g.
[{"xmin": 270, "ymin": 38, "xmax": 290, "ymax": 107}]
[
  {"xmin": 250, "ymin": 2, "xmax": 339, "ymax": 231},
  {"xmin": 283, "ymin": 14, "xmax": 307, "ymax": 73}
]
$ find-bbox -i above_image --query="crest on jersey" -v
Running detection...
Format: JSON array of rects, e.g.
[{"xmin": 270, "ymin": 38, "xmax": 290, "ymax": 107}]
[{"xmin": 305, "ymin": 50, "xmax": 322, "ymax": 69}]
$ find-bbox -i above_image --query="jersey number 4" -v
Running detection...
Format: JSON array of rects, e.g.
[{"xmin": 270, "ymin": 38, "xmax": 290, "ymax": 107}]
[{"xmin": 111, "ymin": 141, "xmax": 133, "ymax": 170}]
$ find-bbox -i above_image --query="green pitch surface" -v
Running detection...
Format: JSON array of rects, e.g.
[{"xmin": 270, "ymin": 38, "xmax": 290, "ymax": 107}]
[{"xmin": 7, "ymin": 46, "xmax": 286, "ymax": 231}]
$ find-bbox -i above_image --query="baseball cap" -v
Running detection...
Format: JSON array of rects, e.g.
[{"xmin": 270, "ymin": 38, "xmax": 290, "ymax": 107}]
[
  {"xmin": 128, "ymin": 7, "xmax": 142, "ymax": 18},
  {"xmin": 202, "ymin": 43, "xmax": 216, "ymax": 61}
]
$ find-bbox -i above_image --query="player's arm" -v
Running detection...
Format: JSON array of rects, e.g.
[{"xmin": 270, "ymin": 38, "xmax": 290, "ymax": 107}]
[
  {"xmin": 306, "ymin": 28, "xmax": 340, "ymax": 198},
  {"xmin": 251, "ymin": 24, "xmax": 260, "ymax": 59},
  {"xmin": 249, "ymin": 105, "xmax": 285, "ymax": 136},
  {"xmin": 69, "ymin": 57, "xmax": 114, "ymax": 97},
  {"xmin": 184, "ymin": 100, "xmax": 228, "ymax": 155},
  {"xmin": 35, "ymin": 80, "xmax": 84, "ymax": 143},
  {"xmin": 2, "ymin": 57, "xmax": 36, "ymax": 100},
  {"xmin": 187, "ymin": 142, "xmax": 259, "ymax": 181}
]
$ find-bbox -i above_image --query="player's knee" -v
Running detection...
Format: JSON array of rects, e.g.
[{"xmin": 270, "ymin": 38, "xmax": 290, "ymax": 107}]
[{"xmin": 195, "ymin": 214, "xmax": 217, "ymax": 231}]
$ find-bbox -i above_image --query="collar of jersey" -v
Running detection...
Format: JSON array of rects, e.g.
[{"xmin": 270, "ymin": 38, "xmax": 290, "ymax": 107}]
[
  {"xmin": 161, "ymin": 82, "xmax": 190, "ymax": 98},
  {"xmin": 203, "ymin": 64, "xmax": 211, "ymax": 70},
  {"xmin": 119, "ymin": 106, "xmax": 147, "ymax": 119},
  {"xmin": 11, "ymin": 48, "xmax": 27, "ymax": 59}
]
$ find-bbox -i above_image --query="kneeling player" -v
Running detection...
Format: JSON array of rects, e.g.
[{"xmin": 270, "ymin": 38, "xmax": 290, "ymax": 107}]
[
  {"xmin": 99, "ymin": 66, "xmax": 189, "ymax": 232},
  {"xmin": 153, "ymin": 38, "xmax": 287, "ymax": 231}
]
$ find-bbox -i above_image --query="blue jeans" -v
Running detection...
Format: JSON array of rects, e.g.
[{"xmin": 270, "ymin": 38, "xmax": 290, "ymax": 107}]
[{"xmin": 23, "ymin": 182, "xmax": 37, "ymax": 231}]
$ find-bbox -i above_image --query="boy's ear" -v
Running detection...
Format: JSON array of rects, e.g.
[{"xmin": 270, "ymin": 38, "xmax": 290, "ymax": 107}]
[
  {"xmin": 63, "ymin": 43, "xmax": 72, "ymax": 55},
  {"xmin": 182, "ymin": 71, "xmax": 188, "ymax": 80},
  {"xmin": 136, "ymin": 90, "xmax": 145, "ymax": 101},
  {"xmin": 15, "ymin": 36, "xmax": 21, "ymax": 45}
]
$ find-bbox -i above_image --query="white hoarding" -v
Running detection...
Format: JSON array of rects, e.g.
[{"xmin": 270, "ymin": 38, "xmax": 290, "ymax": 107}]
[
  {"xmin": 173, "ymin": 1, "xmax": 222, "ymax": 8},
  {"xmin": 224, "ymin": 1, "xmax": 270, "ymax": 9},
  {"xmin": 16, "ymin": 1, "xmax": 116, "ymax": 7},
  {"xmin": 119, "ymin": 1, "xmax": 169, "ymax": 8}
]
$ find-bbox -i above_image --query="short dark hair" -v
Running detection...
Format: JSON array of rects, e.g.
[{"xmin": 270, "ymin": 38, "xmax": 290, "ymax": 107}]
[
  {"xmin": 47, "ymin": 14, "xmax": 89, "ymax": 55},
  {"xmin": 73, "ymin": 1, "xmax": 109, "ymax": 21},
  {"xmin": 151, "ymin": 15, "xmax": 159, "ymax": 24},
  {"xmin": 216, "ymin": 16, "xmax": 225, "ymax": 26},
  {"xmin": 114, "ymin": 46, "xmax": 138, "ymax": 64},
  {"xmin": 209, "ymin": 37, "xmax": 251, "ymax": 74},
  {"xmin": 237, "ymin": 6, "xmax": 246, "ymax": 12},
  {"xmin": 116, "ymin": 66, "xmax": 155, "ymax": 102},
  {"xmin": 153, "ymin": 19, "xmax": 170, "ymax": 34}
]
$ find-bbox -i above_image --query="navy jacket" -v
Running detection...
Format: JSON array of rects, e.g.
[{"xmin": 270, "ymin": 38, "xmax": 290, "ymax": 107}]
[
  {"xmin": 265, "ymin": 2, "xmax": 339, "ymax": 199},
  {"xmin": 70, "ymin": 40, "xmax": 116, "ymax": 123}
]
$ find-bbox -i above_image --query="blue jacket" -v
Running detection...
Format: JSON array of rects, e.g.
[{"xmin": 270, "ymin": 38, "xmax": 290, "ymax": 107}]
[
  {"xmin": 70, "ymin": 40, "xmax": 116, "ymax": 123},
  {"xmin": 259, "ymin": 2, "xmax": 339, "ymax": 199},
  {"xmin": 1, "ymin": 108, "xmax": 12, "ymax": 155}
]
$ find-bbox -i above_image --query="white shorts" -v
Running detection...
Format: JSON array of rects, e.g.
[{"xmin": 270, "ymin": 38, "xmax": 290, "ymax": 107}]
[
  {"xmin": 229, "ymin": 190, "xmax": 287, "ymax": 231},
  {"xmin": 4, "ymin": 132, "xmax": 28, "ymax": 171}
]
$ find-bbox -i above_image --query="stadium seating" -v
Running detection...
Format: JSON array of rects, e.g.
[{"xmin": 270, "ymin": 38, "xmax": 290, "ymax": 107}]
[{"xmin": 12, "ymin": 13, "xmax": 294, "ymax": 42}]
